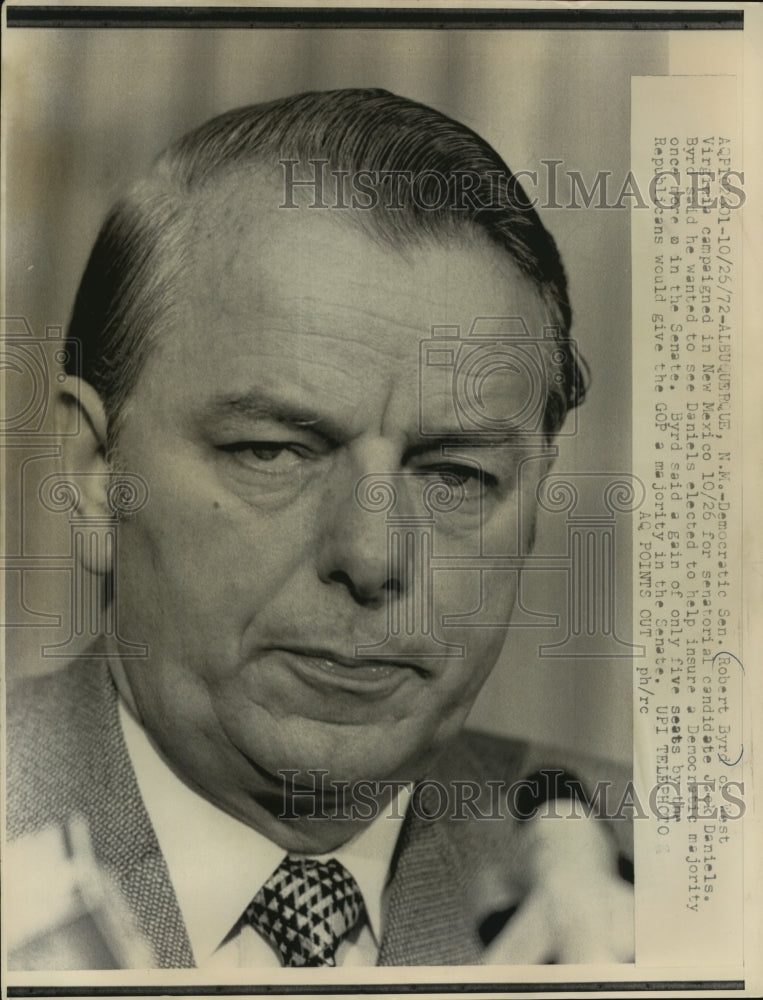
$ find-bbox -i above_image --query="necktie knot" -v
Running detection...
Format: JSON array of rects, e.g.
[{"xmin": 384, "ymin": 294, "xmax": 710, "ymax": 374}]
[{"xmin": 244, "ymin": 856, "xmax": 365, "ymax": 967}]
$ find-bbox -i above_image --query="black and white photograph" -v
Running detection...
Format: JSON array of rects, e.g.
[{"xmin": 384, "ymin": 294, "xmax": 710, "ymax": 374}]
[{"xmin": 2, "ymin": 2, "xmax": 760, "ymax": 996}]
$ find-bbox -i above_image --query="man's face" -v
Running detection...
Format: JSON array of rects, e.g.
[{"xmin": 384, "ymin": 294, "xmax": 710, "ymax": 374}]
[{"xmin": 111, "ymin": 180, "xmax": 553, "ymax": 830}]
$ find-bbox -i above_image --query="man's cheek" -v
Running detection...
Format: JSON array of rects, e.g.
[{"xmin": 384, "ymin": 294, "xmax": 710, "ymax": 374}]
[{"xmin": 439, "ymin": 564, "xmax": 520, "ymax": 630}]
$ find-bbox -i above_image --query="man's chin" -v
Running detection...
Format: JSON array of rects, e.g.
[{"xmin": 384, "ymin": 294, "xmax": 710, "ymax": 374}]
[{"xmin": 245, "ymin": 742, "xmax": 430, "ymax": 810}]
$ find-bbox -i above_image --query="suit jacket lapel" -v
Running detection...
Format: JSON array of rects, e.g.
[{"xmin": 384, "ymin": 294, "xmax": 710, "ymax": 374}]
[
  {"xmin": 378, "ymin": 784, "xmax": 483, "ymax": 966},
  {"xmin": 70, "ymin": 658, "xmax": 196, "ymax": 967}
]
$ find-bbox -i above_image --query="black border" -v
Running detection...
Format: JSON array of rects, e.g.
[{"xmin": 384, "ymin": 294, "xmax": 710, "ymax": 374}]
[
  {"xmin": 4, "ymin": 983, "xmax": 749, "ymax": 997},
  {"xmin": 1, "ymin": 5, "xmax": 748, "ymax": 998},
  {"xmin": 5, "ymin": 5, "xmax": 745, "ymax": 29}
]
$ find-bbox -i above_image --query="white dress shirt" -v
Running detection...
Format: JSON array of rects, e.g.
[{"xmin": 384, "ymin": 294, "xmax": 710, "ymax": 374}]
[{"xmin": 118, "ymin": 700, "xmax": 410, "ymax": 968}]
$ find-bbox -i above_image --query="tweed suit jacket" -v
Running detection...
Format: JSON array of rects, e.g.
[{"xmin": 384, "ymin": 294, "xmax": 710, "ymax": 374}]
[{"xmin": 7, "ymin": 654, "xmax": 632, "ymax": 969}]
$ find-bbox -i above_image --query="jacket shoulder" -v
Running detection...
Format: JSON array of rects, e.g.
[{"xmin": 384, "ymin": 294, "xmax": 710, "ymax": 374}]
[
  {"xmin": 439, "ymin": 728, "xmax": 631, "ymax": 788},
  {"xmin": 432, "ymin": 728, "xmax": 634, "ymax": 862},
  {"xmin": 6, "ymin": 658, "xmax": 119, "ymax": 839}
]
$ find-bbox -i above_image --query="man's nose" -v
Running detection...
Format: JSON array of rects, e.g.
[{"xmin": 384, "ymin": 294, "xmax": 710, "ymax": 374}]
[{"xmin": 314, "ymin": 463, "xmax": 406, "ymax": 607}]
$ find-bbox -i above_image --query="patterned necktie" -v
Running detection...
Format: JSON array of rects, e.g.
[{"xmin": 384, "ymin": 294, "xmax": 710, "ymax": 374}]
[{"xmin": 244, "ymin": 856, "xmax": 366, "ymax": 967}]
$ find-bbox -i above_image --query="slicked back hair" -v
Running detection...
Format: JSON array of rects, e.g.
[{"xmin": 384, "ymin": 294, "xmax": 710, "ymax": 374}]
[{"xmin": 65, "ymin": 88, "xmax": 586, "ymax": 443}]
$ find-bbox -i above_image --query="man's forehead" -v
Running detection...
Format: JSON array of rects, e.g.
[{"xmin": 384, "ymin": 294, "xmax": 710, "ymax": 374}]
[
  {"xmin": 182, "ymin": 189, "xmax": 546, "ymax": 317},
  {"xmin": 141, "ymin": 171, "xmax": 557, "ymax": 412},
  {"xmin": 183, "ymin": 168, "xmax": 510, "ymax": 282}
]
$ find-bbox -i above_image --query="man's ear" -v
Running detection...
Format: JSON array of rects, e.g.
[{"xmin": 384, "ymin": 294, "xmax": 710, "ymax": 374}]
[{"xmin": 56, "ymin": 376, "xmax": 114, "ymax": 574}]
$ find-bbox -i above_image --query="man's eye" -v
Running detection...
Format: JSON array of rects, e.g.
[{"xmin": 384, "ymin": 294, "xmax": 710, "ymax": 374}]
[
  {"xmin": 426, "ymin": 465, "xmax": 480, "ymax": 483},
  {"xmin": 248, "ymin": 444, "xmax": 290, "ymax": 462},
  {"xmin": 420, "ymin": 464, "xmax": 495, "ymax": 497},
  {"xmin": 219, "ymin": 442, "xmax": 304, "ymax": 472}
]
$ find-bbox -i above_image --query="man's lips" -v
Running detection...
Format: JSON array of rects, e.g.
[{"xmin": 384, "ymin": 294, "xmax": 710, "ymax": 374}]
[{"xmin": 264, "ymin": 645, "xmax": 430, "ymax": 695}]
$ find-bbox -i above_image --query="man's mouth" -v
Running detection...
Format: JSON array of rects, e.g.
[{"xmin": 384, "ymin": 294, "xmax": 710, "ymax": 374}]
[{"xmin": 266, "ymin": 646, "xmax": 429, "ymax": 696}]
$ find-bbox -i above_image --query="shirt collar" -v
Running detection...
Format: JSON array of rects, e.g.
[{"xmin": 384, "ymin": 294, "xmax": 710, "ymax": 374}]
[{"xmin": 118, "ymin": 699, "xmax": 409, "ymax": 965}]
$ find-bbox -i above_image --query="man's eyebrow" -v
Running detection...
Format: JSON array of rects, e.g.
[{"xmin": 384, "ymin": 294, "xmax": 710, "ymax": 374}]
[
  {"xmin": 407, "ymin": 431, "xmax": 533, "ymax": 453},
  {"xmin": 202, "ymin": 391, "xmax": 342, "ymax": 437}
]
